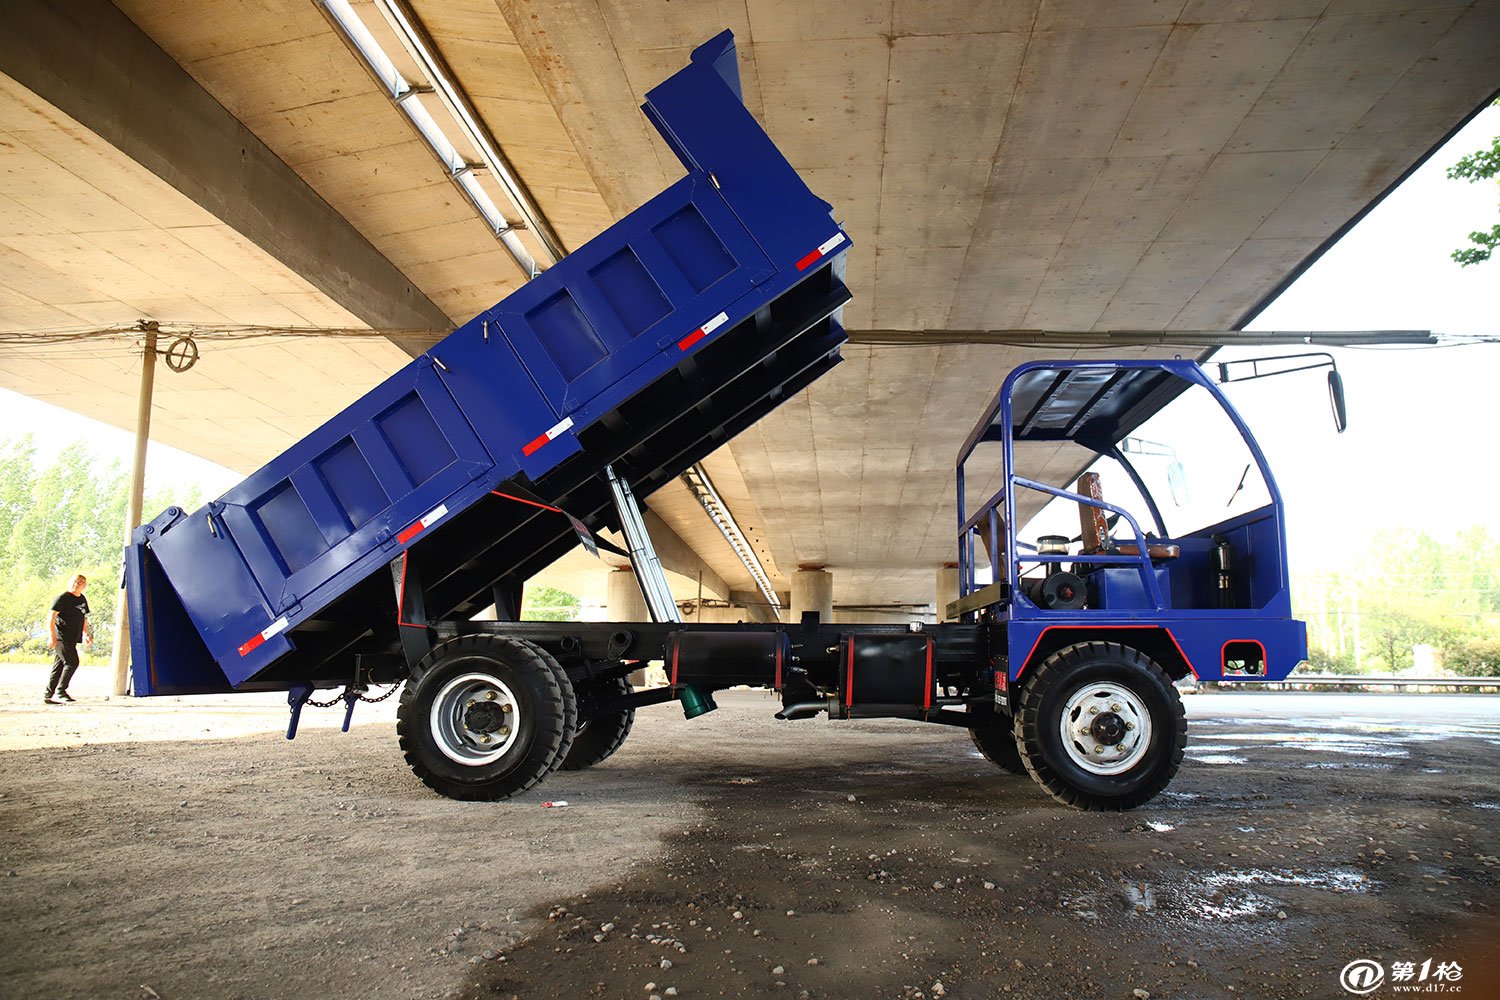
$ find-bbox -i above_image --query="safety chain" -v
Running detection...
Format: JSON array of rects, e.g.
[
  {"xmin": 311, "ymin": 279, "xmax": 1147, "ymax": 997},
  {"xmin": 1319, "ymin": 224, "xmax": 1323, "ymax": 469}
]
[
  {"xmin": 303, "ymin": 682, "xmax": 401, "ymax": 708},
  {"xmin": 357, "ymin": 683, "xmax": 401, "ymax": 703}
]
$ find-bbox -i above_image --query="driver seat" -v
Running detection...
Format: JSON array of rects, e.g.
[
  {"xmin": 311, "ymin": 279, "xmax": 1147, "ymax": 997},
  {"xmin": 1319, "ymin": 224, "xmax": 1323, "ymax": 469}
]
[{"xmin": 1076, "ymin": 472, "xmax": 1179, "ymax": 560}]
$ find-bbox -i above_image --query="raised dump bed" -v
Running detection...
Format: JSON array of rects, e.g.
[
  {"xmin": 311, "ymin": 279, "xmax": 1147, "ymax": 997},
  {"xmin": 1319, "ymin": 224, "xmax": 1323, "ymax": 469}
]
[{"xmin": 125, "ymin": 31, "xmax": 851, "ymax": 697}]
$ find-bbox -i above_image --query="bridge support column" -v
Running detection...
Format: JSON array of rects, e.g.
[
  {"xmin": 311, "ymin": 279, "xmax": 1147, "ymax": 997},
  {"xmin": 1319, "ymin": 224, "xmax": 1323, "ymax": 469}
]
[
  {"xmin": 791, "ymin": 566, "xmax": 833, "ymax": 625},
  {"xmin": 935, "ymin": 563, "xmax": 960, "ymax": 623},
  {"xmin": 607, "ymin": 567, "xmax": 651, "ymax": 686}
]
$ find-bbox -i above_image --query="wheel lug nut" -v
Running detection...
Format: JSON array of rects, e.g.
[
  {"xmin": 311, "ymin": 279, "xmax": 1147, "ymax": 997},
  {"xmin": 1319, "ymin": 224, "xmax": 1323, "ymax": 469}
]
[
  {"xmin": 1088, "ymin": 707, "xmax": 1099, "ymax": 715},
  {"xmin": 1094, "ymin": 745, "xmax": 1105, "ymax": 754},
  {"xmin": 466, "ymin": 699, "xmax": 475, "ymax": 708},
  {"xmin": 1111, "ymin": 703, "xmax": 1121, "ymax": 712},
  {"xmin": 1116, "ymin": 743, "xmax": 1126, "ymax": 751},
  {"xmin": 498, "ymin": 726, "xmax": 510, "ymax": 737},
  {"xmin": 485, "ymin": 691, "xmax": 496, "ymax": 701},
  {"xmin": 1126, "ymin": 722, "xmax": 1135, "ymax": 730},
  {"xmin": 478, "ymin": 733, "xmax": 490, "ymax": 744},
  {"xmin": 502, "ymin": 703, "xmax": 513, "ymax": 713}
]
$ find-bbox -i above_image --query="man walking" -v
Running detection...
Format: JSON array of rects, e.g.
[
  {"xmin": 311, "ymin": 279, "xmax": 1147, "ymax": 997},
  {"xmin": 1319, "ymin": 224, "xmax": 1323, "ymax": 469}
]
[{"xmin": 45, "ymin": 573, "xmax": 91, "ymax": 704}]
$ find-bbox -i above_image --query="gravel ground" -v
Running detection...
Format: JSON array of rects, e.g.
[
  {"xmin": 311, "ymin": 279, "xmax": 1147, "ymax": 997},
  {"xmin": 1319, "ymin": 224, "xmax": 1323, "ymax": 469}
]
[{"xmin": 2, "ymin": 664, "xmax": 1497, "ymax": 1000}]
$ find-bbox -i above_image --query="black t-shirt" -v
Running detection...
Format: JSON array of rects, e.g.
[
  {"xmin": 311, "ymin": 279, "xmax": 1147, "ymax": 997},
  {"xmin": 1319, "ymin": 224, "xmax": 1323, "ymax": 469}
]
[{"xmin": 51, "ymin": 592, "xmax": 89, "ymax": 643}]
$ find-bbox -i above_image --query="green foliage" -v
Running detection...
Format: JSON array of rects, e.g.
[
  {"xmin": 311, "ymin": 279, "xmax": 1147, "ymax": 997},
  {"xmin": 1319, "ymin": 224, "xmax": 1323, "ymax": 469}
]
[
  {"xmin": 0, "ymin": 435, "xmax": 206, "ymax": 660},
  {"xmin": 1447, "ymin": 102, "xmax": 1500, "ymax": 267},
  {"xmin": 521, "ymin": 585, "xmax": 581, "ymax": 622},
  {"xmin": 1295, "ymin": 526, "xmax": 1500, "ymax": 676}
]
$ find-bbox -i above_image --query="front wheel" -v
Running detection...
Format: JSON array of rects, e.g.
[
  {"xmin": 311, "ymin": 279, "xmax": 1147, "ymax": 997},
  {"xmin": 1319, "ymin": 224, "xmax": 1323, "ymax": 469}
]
[
  {"xmin": 397, "ymin": 635, "xmax": 576, "ymax": 800},
  {"xmin": 1014, "ymin": 641, "xmax": 1185, "ymax": 810}
]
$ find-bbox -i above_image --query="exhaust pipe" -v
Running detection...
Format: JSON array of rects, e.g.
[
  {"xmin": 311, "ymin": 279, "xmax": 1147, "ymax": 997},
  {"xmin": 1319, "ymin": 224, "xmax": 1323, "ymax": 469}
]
[{"xmin": 775, "ymin": 697, "xmax": 837, "ymax": 721}]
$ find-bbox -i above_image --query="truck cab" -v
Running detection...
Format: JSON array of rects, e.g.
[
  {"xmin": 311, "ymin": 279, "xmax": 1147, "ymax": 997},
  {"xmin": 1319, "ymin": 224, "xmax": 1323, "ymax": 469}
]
[{"xmin": 949, "ymin": 359, "xmax": 1309, "ymax": 808}]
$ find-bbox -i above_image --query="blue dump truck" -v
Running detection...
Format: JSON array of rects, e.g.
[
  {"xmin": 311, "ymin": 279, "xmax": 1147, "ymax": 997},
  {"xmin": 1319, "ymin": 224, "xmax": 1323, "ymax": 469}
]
[{"xmin": 125, "ymin": 33, "xmax": 1307, "ymax": 811}]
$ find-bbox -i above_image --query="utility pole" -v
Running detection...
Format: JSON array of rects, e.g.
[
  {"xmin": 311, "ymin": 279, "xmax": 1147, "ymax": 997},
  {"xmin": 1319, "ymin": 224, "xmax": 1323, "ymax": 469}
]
[{"xmin": 110, "ymin": 323, "xmax": 158, "ymax": 696}]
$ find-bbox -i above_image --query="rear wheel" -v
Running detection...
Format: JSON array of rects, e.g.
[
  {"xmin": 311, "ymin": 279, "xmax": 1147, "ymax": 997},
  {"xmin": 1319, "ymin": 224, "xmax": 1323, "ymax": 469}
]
[
  {"xmin": 397, "ymin": 634, "xmax": 576, "ymax": 800},
  {"xmin": 561, "ymin": 675, "xmax": 635, "ymax": 771},
  {"xmin": 968, "ymin": 704, "xmax": 1026, "ymax": 775},
  {"xmin": 1014, "ymin": 641, "xmax": 1185, "ymax": 810}
]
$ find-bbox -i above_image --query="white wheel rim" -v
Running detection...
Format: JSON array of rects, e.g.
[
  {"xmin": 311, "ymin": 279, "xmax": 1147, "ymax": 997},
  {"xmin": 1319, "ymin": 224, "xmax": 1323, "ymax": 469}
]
[
  {"xmin": 1058, "ymin": 681, "xmax": 1153, "ymax": 775},
  {"xmin": 430, "ymin": 672, "xmax": 521, "ymax": 765}
]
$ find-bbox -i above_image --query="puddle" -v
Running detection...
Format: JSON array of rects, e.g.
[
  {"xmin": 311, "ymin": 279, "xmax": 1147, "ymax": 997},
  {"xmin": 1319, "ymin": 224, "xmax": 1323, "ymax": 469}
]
[
  {"xmin": 1276, "ymin": 742, "xmax": 1408, "ymax": 758},
  {"xmin": 1187, "ymin": 754, "xmax": 1249, "ymax": 765},
  {"xmin": 1301, "ymin": 761, "xmax": 1396, "ymax": 770},
  {"xmin": 1474, "ymin": 802, "xmax": 1500, "ymax": 811},
  {"xmin": 727, "ymin": 777, "xmax": 759, "ymax": 785},
  {"xmin": 1162, "ymin": 791, "xmax": 1200, "ymax": 801},
  {"xmin": 1145, "ymin": 821, "xmax": 1175, "ymax": 832},
  {"xmin": 1204, "ymin": 868, "xmax": 1370, "ymax": 893},
  {"xmin": 1170, "ymin": 868, "xmax": 1373, "ymax": 922}
]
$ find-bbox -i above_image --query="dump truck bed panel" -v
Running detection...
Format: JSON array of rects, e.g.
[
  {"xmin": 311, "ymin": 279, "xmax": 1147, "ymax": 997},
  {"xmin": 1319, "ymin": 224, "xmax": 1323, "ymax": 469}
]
[{"xmin": 127, "ymin": 31, "xmax": 851, "ymax": 696}]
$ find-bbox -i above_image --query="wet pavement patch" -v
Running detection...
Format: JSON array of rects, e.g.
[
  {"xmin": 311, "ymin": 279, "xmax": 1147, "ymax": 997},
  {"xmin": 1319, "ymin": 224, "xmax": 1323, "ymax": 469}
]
[{"xmin": 458, "ymin": 704, "xmax": 1500, "ymax": 999}]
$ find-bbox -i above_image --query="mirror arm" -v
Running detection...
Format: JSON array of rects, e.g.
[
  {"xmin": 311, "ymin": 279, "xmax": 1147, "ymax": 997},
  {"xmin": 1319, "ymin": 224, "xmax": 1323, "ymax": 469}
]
[{"xmin": 1215, "ymin": 351, "xmax": 1348, "ymax": 434}]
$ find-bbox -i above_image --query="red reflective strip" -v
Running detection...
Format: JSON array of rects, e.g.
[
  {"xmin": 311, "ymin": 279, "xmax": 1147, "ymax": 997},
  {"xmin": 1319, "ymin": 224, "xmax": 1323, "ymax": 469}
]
[
  {"xmin": 678, "ymin": 328, "xmax": 707, "ymax": 351},
  {"xmin": 844, "ymin": 640, "xmax": 855, "ymax": 707},
  {"xmin": 670, "ymin": 636, "xmax": 680, "ymax": 687},
  {"xmin": 521, "ymin": 432, "xmax": 551, "ymax": 457},
  {"xmin": 774, "ymin": 641, "xmax": 784, "ymax": 690},
  {"xmin": 491, "ymin": 490, "xmax": 562, "ymax": 514},
  {"xmin": 396, "ymin": 521, "xmax": 424, "ymax": 544},
  {"xmin": 923, "ymin": 639, "xmax": 934, "ymax": 709},
  {"xmin": 237, "ymin": 633, "xmax": 265, "ymax": 657},
  {"xmin": 795, "ymin": 249, "xmax": 822, "ymax": 271}
]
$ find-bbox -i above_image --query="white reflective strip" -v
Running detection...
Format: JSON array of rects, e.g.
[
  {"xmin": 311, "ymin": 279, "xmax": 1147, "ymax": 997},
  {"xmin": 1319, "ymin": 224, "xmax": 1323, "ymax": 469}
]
[
  {"xmin": 817, "ymin": 232, "xmax": 846, "ymax": 255},
  {"xmin": 701, "ymin": 311, "xmax": 729, "ymax": 335},
  {"xmin": 420, "ymin": 503, "xmax": 449, "ymax": 529},
  {"xmin": 262, "ymin": 616, "xmax": 290, "ymax": 642},
  {"xmin": 545, "ymin": 416, "xmax": 574, "ymax": 440}
]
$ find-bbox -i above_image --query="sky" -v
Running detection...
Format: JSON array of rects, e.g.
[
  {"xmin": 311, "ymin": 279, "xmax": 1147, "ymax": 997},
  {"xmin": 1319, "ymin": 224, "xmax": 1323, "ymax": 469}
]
[{"xmin": 1, "ymin": 102, "xmax": 1497, "ymax": 575}]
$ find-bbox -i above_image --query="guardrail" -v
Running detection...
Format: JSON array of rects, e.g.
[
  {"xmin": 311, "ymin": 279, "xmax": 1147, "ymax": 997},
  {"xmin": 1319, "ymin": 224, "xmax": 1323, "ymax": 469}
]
[{"xmin": 1196, "ymin": 675, "xmax": 1500, "ymax": 693}]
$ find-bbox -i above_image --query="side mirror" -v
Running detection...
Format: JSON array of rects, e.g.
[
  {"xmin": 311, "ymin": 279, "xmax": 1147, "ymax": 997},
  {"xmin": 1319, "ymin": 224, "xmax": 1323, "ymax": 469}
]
[
  {"xmin": 1167, "ymin": 461, "xmax": 1189, "ymax": 507},
  {"xmin": 1328, "ymin": 369, "xmax": 1348, "ymax": 434}
]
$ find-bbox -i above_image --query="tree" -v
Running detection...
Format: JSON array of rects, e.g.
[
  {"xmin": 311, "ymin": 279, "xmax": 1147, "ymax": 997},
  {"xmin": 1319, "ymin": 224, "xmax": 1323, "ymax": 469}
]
[
  {"xmin": 520, "ymin": 585, "xmax": 581, "ymax": 622},
  {"xmin": 0, "ymin": 434, "xmax": 206, "ymax": 657},
  {"xmin": 1447, "ymin": 99, "xmax": 1500, "ymax": 266}
]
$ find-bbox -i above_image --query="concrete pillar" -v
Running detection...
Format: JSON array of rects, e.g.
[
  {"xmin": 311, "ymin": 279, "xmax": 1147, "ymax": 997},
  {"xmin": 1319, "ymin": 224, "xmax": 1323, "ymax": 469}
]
[
  {"xmin": 790, "ymin": 566, "xmax": 833, "ymax": 625},
  {"xmin": 606, "ymin": 567, "xmax": 650, "ymax": 621},
  {"xmin": 935, "ymin": 563, "xmax": 960, "ymax": 624},
  {"xmin": 607, "ymin": 568, "xmax": 651, "ymax": 686}
]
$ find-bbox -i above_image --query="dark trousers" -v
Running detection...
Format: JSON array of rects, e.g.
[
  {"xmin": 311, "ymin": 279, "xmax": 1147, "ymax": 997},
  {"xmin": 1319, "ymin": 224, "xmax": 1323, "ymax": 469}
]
[{"xmin": 46, "ymin": 641, "xmax": 79, "ymax": 697}]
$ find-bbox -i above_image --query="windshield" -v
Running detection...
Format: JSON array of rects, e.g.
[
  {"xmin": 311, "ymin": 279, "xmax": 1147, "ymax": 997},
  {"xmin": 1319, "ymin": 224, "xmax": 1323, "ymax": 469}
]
[{"xmin": 1016, "ymin": 380, "xmax": 1270, "ymax": 547}]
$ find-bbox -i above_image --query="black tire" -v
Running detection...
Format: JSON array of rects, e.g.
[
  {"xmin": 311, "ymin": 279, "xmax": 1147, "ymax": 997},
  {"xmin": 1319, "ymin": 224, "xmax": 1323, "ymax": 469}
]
[
  {"xmin": 561, "ymin": 676, "xmax": 635, "ymax": 771},
  {"xmin": 968, "ymin": 705, "xmax": 1026, "ymax": 775},
  {"xmin": 397, "ymin": 634, "xmax": 576, "ymax": 801},
  {"xmin": 526, "ymin": 638, "xmax": 578, "ymax": 781},
  {"xmin": 1014, "ymin": 641, "xmax": 1186, "ymax": 811}
]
